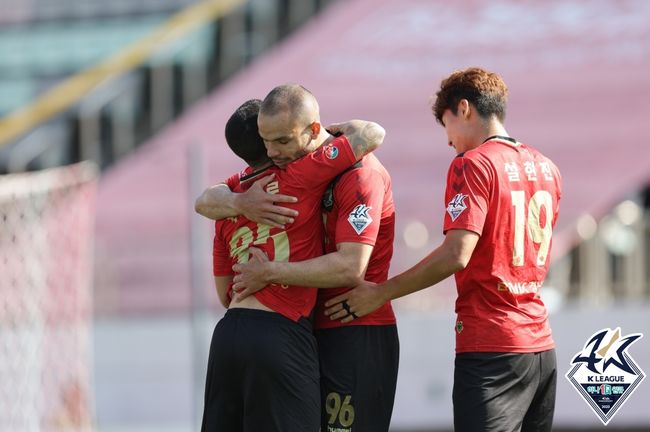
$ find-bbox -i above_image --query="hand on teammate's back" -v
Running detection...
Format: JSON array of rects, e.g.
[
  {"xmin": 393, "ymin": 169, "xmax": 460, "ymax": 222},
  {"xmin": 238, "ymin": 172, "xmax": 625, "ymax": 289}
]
[
  {"xmin": 235, "ymin": 174, "xmax": 298, "ymax": 228},
  {"xmin": 231, "ymin": 247, "xmax": 271, "ymax": 301}
]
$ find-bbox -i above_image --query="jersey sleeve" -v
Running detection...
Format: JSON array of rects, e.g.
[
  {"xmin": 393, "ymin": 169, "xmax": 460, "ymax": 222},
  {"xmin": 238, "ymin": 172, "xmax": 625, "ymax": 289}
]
[
  {"xmin": 333, "ymin": 167, "xmax": 385, "ymax": 246},
  {"xmin": 223, "ymin": 172, "xmax": 241, "ymax": 190},
  {"xmin": 284, "ymin": 135, "xmax": 358, "ymax": 190},
  {"xmin": 213, "ymin": 221, "xmax": 234, "ymax": 276},
  {"xmin": 443, "ymin": 155, "xmax": 491, "ymax": 236}
]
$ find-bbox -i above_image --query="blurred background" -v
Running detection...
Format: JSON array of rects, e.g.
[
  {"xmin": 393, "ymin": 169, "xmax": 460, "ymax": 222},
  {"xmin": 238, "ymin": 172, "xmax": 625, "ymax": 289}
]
[{"xmin": 1, "ymin": 0, "xmax": 649, "ymax": 431}]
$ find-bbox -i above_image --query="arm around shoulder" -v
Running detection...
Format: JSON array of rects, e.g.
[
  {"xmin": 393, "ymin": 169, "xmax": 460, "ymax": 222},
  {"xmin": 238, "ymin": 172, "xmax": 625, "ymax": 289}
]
[
  {"xmin": 195, "ymin": 175, "xmax": 298, "ymax": 227},
  {"xmin": 327, "ymin": 120, "xmax": 386, "ymax": 160},
  {"xmin": 195, "ymin": 183, "xmax": 239, "ymax": 221}
]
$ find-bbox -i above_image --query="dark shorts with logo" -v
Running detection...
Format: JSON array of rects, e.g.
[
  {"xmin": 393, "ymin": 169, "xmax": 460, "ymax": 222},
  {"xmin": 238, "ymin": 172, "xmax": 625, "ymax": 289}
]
[
  {"xmin": 201, "ymin": 308, "xmax": 320, "ymax": 432},
  {"xmin": 316, "ymin": 324, "xmax": 399, "ymax": 432},
  {"xmin": 453, "ymin": 348, "xmax": 557, "ymax": 432}
]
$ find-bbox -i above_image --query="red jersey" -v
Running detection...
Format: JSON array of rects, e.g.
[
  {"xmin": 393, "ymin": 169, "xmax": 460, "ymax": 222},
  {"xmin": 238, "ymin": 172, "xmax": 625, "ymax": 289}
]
[
  {"xmin": 443, "ymin": 137, "xmax": 562, "ymax": 353},
  {"xmin": 213, "ymin": 136, "xmax": 357, "ymax": 322},
  {"xmin": 314, "ymin": 153, "xmax": 396, "ymax": 329}
]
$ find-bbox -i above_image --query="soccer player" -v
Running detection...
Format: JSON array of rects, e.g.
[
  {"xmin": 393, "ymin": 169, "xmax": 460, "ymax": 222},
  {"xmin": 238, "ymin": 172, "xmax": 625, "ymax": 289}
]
[
  {"xmin": 231, "ymin": 128, "xmax": 399, "ymax": 432},
  {"xmin": 324, "ymin": 67, "xmax": 562, "ymax": 432},
  {"xmin": 201, "ymin": 93, "xmax": 385, "ymax": 432}
]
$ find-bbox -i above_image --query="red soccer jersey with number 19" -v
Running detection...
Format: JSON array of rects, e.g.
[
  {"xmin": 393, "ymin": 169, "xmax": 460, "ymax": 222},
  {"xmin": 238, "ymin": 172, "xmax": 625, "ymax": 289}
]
[
  {"xmin": 443, "ymin": 137, "xmax": 562, "ymax": 353},
  {"xmin": 212, "ymin": 136, "xmax": 357, "ymax": 322}
]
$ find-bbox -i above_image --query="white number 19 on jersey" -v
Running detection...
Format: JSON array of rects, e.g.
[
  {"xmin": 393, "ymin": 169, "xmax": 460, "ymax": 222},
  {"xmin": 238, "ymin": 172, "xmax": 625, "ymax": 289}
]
[{"xmin": 511, "ymin": 190, "xmax": 553, "ymax": 266}]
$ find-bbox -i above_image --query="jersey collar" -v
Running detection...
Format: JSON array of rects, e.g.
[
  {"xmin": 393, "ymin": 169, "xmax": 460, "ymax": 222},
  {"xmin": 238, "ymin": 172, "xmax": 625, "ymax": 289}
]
[{"xmin": 483, "ymin": 135, "xmax": 520, "ymax": 147}]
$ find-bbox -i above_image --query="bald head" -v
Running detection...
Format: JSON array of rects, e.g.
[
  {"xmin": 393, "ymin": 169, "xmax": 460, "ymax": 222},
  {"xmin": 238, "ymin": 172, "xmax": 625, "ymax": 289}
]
[{"xmin": 260, "ymin": 84, "xmax": 320, "ymax": 125}]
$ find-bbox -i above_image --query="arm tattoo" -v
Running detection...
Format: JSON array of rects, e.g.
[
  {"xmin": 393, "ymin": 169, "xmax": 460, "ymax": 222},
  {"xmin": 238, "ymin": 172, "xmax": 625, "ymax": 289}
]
[{"xmin": 349, "ymin": 122, "xmax": 382, "ymax": 158}]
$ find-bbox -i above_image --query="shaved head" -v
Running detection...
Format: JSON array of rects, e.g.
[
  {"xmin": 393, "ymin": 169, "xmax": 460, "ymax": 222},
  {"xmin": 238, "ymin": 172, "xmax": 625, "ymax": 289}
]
[
  {"xmin": 257, "ymin": 84, "xmax": 324, "ymax": 169},
  {"xmin": 260, "ymin": 84, "xmax": 320, "ymax": 125}
]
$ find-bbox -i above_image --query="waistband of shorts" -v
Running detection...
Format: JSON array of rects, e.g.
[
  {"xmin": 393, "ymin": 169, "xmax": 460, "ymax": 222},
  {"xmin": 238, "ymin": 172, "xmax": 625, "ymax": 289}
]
[
  {"xmin": 455, "ymin": 348, "xmax": 556, "ymax": 359},
  {"xmin": 225, "ymin": 308, "xmax": 312, "ymax": 333}
]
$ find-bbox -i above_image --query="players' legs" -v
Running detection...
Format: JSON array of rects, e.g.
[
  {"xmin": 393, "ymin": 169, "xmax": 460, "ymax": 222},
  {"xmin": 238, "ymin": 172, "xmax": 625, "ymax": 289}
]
[
  {"xmin": 241, "ymin": 310, "xmax": 320, "ymax": 432},
  {"xmin": 521, "ymin": 349, "xmax": 557, "ymax": 432},
  {"xmin": 201, "ymin": 311, "xmax": 245, "ymax": 432},
  {"xmin": 453, "ymin": 352, "xmax": 541, "ymax": 432},
  {"xmin": 316, "ymin": 325, "xmax": 399, "ymax": 432}
]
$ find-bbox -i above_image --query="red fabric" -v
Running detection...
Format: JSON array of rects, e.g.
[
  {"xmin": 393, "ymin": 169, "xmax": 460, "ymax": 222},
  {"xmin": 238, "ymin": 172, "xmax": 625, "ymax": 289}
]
[
  {"xmin": 314, "ymin": 153, "xmax": 396, "ymax": 329},
  {"xmin": 443, "ymin": 138, "xmax": 562, "ymax": 353},
  {"xmin": 224, "ymin": 171, "xmax": 241, "ymax": 190},
  {"xmin": 213, "ymin": 136, "xmax": 357, "ymax": 322}
]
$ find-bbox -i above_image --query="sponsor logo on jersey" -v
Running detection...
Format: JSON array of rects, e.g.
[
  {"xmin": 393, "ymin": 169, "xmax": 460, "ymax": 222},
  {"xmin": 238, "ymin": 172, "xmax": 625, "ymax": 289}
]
[
  {"xmin": 348, "ymin": 204, "xmax": 372, "ymax": 234},
  {"xmin": 325, "ymin": 145, "xmax": 339, "ymax": 160},
  {"xmin": 497, "ymin": 280, "xmax": 542, "ymax": 295},
  {"xmin": 446, "ymin": 193, "xmax": 468, "ymax": 221},
  {"xmin": 566, "ymin": 327, "xmax": 645, "ymax": 425}
]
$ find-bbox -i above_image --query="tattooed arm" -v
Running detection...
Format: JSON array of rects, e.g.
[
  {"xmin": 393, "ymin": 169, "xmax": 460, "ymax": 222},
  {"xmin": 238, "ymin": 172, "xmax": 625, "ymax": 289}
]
[{"xmin": 327, "ymin": 120, "xmax": 386, "ymax": 159}]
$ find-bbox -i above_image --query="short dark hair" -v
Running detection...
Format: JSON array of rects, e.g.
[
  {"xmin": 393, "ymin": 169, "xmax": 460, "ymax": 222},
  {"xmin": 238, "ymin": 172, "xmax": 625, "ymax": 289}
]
[
  {"xmin": 433, "ymin": 67, "xmax": 508, "ymax": 124},
  {"xmin": 224, "ymin": 99, "xmax": 268, "ymax": 166}
]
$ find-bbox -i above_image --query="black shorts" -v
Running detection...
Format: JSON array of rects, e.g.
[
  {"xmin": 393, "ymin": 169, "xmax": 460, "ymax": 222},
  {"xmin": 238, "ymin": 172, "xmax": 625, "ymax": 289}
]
[
  {"xmin": 316, "ymin": 324, "xmax": 399, "ymax": 432},
  {"xmin": 201, "ymin": 308, "xmax": 320, "ymax": 432},
  {"xmin": 453, "ymin": 349, "xmax": 557, "ymax": 432}
]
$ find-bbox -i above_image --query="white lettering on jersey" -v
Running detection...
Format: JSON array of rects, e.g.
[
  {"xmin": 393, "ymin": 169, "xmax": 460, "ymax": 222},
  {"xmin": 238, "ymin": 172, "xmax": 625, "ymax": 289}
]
[
  {"xmin": 523, "ymin": 161, "xmax": 538, "ymax": 181},
  {"xmin": 539, "ymin": 161, "xmax": 554, "ymax": 181},
  {"xmin": 348, "ymin": 204, "xmax": 372, "ymax": 234},
  {"xmin": 446, "ymin": 193, "xmax": 468, "ymax": 221},
  {"xmin": 504, "ymin": 162, "xmax": 520, "ymax": 182}
]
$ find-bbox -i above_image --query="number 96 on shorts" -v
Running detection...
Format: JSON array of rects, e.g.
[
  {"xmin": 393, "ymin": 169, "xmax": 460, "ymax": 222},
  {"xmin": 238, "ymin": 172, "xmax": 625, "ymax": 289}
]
[{"xmin": 325, "ymin": 392, "xmax": 355, "ymax": 431}]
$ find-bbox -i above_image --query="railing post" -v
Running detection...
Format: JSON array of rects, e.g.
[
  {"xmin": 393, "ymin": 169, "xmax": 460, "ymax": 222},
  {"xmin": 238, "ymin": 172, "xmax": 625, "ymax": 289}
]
[
  {"xmin": 578, "ymin": 230, "xmax": 612, "ymax": 306},
  {"xmin": 215, "ymin": 4, "xmax": 248, "ymax": 83},
  {"xmin": 182, "ymin": 60, "xmax": 209, "ymax": 111},
  {"xmin": 248, "ymin": 0, "xmax": 280, "ymax": 57},
  {"xmin": 110, "ymin": 90, "xmax": 137, "ymax": 161},
  {"xmin": 622, "ymin": 205, "xmax": 646, "ymax": 299},
  {"xmin": 149, "ymin": 62, "xmax": 175, "ymax": 133},
  {"xmin": 78, "ymin": 107, "xmax": 103, "ymax": 168}
]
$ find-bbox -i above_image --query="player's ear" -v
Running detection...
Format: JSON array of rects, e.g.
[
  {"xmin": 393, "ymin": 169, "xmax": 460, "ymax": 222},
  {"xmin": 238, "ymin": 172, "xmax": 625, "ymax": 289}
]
[
  {"xmin": 309, "ymin": 121, "xmax": 321, "ymax": 138},
  {"xmin": 458, "ymin": 99, "xmax": 470, "ymax": 120}
]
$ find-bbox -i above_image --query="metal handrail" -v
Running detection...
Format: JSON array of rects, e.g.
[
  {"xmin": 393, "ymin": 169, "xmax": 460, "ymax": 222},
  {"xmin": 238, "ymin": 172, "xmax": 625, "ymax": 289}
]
[{"xmin": 0, "ymin": 0, "xmax": 244, "ymax": 150}]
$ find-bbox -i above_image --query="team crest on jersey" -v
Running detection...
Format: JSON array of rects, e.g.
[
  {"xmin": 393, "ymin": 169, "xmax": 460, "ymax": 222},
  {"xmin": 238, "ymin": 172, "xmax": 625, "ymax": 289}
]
[
  {"xmin": 566, "ymin": 328, "xmax": 645, "ymax": 425},
  {"xmin": 324, "ymin": 145, "xmax": 339, "ymax": 160},
  {"xmin": 348, "ymin": 204, "xmax": 372, "ymax": 234},
  {"xmin": 446, "ymin": 193, "xmax": 468, "ymax": 221}
]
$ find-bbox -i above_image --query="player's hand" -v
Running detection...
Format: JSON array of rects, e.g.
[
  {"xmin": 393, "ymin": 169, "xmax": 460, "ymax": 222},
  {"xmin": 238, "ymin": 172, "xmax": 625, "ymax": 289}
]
[
  {"xmin": 231, "ymin": 248, "xmax": 271, "ymax": 300},
  {"xmin": 235, "ymin": 174, "xmax": 298, "ymax": 228},
  {"xmin": 326, "ymin": 120, "xmax": 360, "ymax": 137},
  {"xmin": 324, "ymin": 281, "xmax": 387, "ymax": 323}
]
